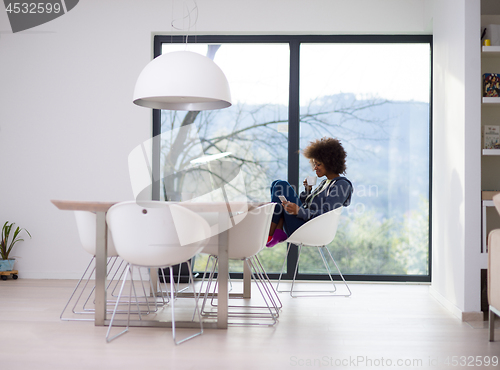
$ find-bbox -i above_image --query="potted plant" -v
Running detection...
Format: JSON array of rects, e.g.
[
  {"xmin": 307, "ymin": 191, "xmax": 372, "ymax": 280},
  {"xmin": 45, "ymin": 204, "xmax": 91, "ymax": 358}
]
[{"xmin": 0, "ymin": 221, "xmax": 31, "ymax": 272}]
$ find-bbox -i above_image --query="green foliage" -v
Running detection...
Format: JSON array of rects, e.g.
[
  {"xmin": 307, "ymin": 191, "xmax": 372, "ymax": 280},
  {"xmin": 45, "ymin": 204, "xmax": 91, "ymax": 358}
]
[
  {"xmin": 192, "ymin": 199, "xmax": 429, "ymax": 277},
  {"xmin": 256, "ymin": 242, "xmax": 288, "ymax": 273},
  {"xmin": 393, "ymin": 197, "xmax": 429, "ymax": 275},
  {"xmin": 266, "ymin": 198, "xmax": 429, "ymax": 276},
  {"xmin": 1, "ymin": 222, "xmax": 31, "ymax": 260},
  {"xmin": 327, "ymin": 212, "xmax": 408, "ymax": 275},
  {"xmin": 325, "ymin": 198, "xmax": 429, "ymax": 276}
]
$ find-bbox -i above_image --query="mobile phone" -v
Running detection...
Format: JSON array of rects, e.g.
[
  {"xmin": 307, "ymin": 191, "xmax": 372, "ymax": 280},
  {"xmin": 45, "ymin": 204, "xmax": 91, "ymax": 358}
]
[{"xmin": 278, "ymin": 195, "xmax": 287, "ymax": 203}]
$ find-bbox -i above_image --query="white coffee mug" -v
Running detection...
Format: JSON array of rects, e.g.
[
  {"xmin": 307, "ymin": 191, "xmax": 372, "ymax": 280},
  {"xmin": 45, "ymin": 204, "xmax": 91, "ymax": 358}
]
[{"xmin": 306, "ymin": 176, "xmax": 317, "ymax": 186}]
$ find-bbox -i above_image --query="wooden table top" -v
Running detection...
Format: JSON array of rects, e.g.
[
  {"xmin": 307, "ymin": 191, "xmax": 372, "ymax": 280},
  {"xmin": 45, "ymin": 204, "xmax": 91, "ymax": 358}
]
[
  {"xmin": 51, "ymin": 199, "xmax": 267, "ymax": 213},
  {"xmin": 51, "ymin": 200, "xmax": 116, "ymax": 212}
]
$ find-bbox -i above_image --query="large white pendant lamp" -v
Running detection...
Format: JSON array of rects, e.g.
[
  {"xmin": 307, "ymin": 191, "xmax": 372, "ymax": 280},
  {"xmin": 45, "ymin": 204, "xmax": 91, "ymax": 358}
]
[{"xmin": 133, "ymin": 50, "xmax": 232, "ymax": 111}]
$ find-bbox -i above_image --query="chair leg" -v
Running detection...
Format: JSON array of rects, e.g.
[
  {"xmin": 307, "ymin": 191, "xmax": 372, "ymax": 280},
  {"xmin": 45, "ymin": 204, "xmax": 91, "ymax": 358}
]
[
  {"xmin": 110, "ymin": 260, "xmax": 128, "ymax": 297},
  {"xmin": 198, "ymin": 255, "xmax": 280, "ymax": 325},
  {"xmin": 201, "ymin": 257, "xmax": 235, "ymax": 311},
  {"xmin": 253, "ymin": 255, "xmax": 282, "ymax": 311},
  {"xmin": 198, "ymin": 255, "xmax": 234, "ymax": 314},
  {"xmin": 60, "ymin": 257, "xmax": 96, "ymax": 321},
  {"xmin": 286, "ymin": 244, "xmax": 351, "ymax": 298},
  {"xmin": 490, "ymin": 306, "xmax": 496, "ymax": 342},
  {"xmin": 158, "ymin": 268, "xmax": 171, "ymax": 305},
  {"xmin": 82, "ymin": 258, "xmax": 122, "ymax": 312},
  {"xmin": 106, "ymin": 262, "xmax": 202, "ymax": 345},
  {"xmin": 244, "ymin": 257, "xmax": 279, "ymax": 325},
  {"xmin": 289, "ymin": 245, "xmax": 302, "ymax": 297},
  {"xmin": 171, "ymin": 263, "xmax": 203, "ymax": 345},
  {"xmin": 136, "ymin": 268, "xmax": 153, "ymax": 314},
  {"xmin": 174, "ymin": 262, "xmax": 191, "ymax": 296},
  {"xmin": 85, "ymin": 262, "xmax": 159, "ymax": 315},
  {"xmin": 321, "ymin": 246, "xmax": 351, "ymax": 297},
  {"xmin": 83, "ymin": 257, "xmax": 123, "ymax": 311},
  {"xmin": 317, "ymin": 246, "xmax": 338, "ymax": 293},
  {"xmin": 106, "ymin": 265, "xmax": 133, "ymax": 342},
  {"xmin": 199, "ymin": 255, "xmax": 218, "ymax": 316},
  {"xmin": 276, "ymin": 242, "xmax": 292, "ymax": 293},
  {"xmin": 62, "ymin": 256, "xmax": 157, "ymax": 321}
]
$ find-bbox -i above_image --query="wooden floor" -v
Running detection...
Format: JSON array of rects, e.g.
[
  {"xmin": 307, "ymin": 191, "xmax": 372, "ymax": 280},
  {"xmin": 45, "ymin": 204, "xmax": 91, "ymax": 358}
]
[{"xmin": 0, "ymin": 279, "xmax": 499, "ymax": 370}]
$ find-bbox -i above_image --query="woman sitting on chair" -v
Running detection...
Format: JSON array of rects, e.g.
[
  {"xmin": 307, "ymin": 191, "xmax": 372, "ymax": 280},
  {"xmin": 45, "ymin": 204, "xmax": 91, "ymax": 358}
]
[{"xmin": 266, "ymin": 137, "xmax": 353, "ymax": 248}]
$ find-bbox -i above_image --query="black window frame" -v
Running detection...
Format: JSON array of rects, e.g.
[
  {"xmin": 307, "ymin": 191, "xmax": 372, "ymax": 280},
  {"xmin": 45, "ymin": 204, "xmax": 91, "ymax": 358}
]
[{"xmin": 152, "ymin": 34, "xmax": 433, "ymax": 283}]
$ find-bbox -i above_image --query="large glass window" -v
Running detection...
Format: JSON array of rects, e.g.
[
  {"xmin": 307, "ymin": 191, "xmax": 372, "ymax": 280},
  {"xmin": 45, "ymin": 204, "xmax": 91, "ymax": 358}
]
[
  {"xmin": 298, "ymin": 43, "xmax": 430, "ymax": 277},
  {"xmin": 158, "ymin": 42, "xmax": 290, "ymax": 274},
  {"xmin": 153, "ymin": 36, "xmax": 432, "ymax": 282}
]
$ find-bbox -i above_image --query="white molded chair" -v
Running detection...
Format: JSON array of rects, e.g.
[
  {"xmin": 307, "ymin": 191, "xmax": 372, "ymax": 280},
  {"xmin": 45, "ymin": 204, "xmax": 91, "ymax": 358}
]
[
  {"xmin": 277, "ymin": 206, "xmax": 351, "ymax": 297},
  {"xmin": 105, "ymin": 201, "xmax": 210, "ymax": 345},
  {"xmin": 200, "ymin": 203, "xmax": 280, "ymax": 325}
]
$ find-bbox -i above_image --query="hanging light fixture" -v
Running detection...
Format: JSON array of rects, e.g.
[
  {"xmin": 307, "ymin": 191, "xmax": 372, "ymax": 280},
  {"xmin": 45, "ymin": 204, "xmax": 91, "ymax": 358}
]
[
  {"xmin": 133, "ymin": 1, "xmax": 231, "ymax": 111},
  {"xmin": 133, "ymin": 50, "xmax": 232, "ymax": 111}
]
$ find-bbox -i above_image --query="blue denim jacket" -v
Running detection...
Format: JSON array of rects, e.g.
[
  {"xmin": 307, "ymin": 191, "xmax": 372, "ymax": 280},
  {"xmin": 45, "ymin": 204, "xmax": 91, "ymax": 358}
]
[{"xmin": 296, "ymin": 176, "xmax": 353, "ymax": 222}]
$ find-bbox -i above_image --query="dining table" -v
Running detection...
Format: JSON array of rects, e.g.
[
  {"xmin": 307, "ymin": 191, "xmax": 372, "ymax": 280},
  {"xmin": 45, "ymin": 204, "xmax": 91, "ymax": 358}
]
[{"xmin": 51, "ymin": 199, "xmax": 260, "ymax": 329}]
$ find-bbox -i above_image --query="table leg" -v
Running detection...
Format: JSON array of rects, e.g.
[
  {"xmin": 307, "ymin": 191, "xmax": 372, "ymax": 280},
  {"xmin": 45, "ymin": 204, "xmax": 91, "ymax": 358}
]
[
  {"xmin": 490, "ymin": 307, "xmax": 495, "ymax": 342},
  {"xmin": 243, "ymin": 262, "xmax": 251, "ymax": 298},
  {"xmin": 150, "ymin": 268, "xmax": 159, "ymax": 297},
  {"xmin": 94, "ymin": 211, "xmax": 107, "ymax": 326},
  {"xmin": 217, "ymin": 214, "xmax": 229, "ymax": 329}
]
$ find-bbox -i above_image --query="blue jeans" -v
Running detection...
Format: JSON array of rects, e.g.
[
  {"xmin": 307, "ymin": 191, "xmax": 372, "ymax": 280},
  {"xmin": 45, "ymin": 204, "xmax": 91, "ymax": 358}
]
[{"xmin": 270, "ymin": 180, "xmax": 306, "ymax": 236}]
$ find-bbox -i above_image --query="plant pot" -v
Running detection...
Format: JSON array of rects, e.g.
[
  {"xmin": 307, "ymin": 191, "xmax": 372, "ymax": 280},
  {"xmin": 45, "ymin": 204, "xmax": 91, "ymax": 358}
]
[{"xmin": 0, "ymin": 259, "xmax": 15, "ymax": 271}]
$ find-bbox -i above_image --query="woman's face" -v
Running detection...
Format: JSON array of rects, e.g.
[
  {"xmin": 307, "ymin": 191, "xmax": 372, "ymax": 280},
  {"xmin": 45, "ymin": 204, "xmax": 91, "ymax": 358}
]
[{"xmin": 312, "ymin": 159, "xmax": 328, "ymax": 178}]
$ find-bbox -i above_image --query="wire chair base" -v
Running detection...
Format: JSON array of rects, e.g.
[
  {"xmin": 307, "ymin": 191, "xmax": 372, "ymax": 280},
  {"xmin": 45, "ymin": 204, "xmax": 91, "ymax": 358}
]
[
  {"xmin": 198, "ymin": 255, "xmax": 281, "ymax": 326},
  {"xmin": 60, "ymin": 257, "xmax": 164, "ymax": 321},
  {"xmin": 106, "ymin": 263, "xmax": 203, "ymax": 345},
  {"xmin": 276, "ymin": 243, "xmax": 352, "ymax": 298}
]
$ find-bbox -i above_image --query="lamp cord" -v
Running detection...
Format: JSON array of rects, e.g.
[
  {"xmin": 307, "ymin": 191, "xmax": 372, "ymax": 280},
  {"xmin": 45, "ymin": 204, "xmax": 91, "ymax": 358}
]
[{"xmin": 171, "ymin": 0, "xmax": 199, "ymax": 42}]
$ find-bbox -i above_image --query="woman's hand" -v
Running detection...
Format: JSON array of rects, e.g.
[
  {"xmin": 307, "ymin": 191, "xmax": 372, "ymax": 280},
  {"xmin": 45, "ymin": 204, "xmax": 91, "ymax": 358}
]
[
  {"xmin": 283, "ymin": 201, "xmax": 300, "ymax": 215},
  {"xmin": 303, "ymin": 178, "xmax": 312, "ymax": 193}
]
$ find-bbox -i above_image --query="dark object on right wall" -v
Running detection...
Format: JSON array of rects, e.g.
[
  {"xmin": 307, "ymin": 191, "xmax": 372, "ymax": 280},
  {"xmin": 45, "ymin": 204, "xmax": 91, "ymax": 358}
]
[{"xmin": 483, "ymin": 73, "xmax": 500, "ymax": 97}]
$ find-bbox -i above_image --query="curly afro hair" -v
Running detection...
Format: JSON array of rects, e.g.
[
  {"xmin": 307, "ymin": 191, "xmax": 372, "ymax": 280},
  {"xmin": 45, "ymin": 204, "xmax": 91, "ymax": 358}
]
[{"xmin": 302, "ymin": 137, "xmax": 347, "ymax": 175}]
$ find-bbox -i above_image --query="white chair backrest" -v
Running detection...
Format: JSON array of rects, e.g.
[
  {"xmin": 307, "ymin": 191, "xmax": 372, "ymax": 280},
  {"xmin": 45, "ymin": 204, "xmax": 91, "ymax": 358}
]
[
  {"xmin": 286, "ymin": 207, "xmax": 343, "ymax": 247},
  {"xmin": 106, "ymin": 201, "xmax": 210, "ymax": 267},
  {"xmin": 74, "ymin": 211, "xmax": 118, "ymax": 257},
  {"xmin": 202, "ymin": 203, "xmax": 276, "ymax": 259}
]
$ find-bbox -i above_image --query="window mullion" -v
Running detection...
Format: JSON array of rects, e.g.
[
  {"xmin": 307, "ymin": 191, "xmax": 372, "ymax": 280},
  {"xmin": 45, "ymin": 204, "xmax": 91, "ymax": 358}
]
[{"xmin": 286, "ymin": 39, "xmax": 300, "ymax": 280}]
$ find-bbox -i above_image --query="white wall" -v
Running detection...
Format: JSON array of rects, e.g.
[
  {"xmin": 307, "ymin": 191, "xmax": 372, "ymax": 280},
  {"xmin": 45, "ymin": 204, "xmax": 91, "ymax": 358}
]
[
  {"xmin": 0, "ymin": 0, "xmax": 432, "ymax": 278},
  {"xmin": 430, "ymin": 0, "xmax": 483, "ymax": 316}
]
